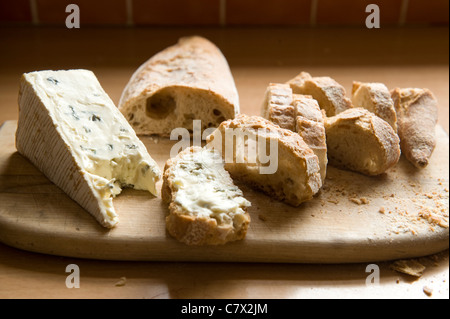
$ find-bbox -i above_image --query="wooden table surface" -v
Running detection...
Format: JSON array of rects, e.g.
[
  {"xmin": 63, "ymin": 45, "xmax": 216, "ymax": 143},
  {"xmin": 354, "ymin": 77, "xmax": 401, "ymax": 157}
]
[{"xmin": 0, "ymin": 26, "xmax": 448, "ymax": 299}]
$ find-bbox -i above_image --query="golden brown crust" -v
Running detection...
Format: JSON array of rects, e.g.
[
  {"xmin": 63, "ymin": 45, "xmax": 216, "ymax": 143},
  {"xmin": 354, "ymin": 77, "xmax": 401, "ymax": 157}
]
[
  {"xmin": 162, "ymin": 146, "xmax": 250, "ymax": 245},
  {"xmin": 119, "ymin": 36, "xmax": 239, "ymax": 136},
  {"xmin": 352, "ymin": 81, "xmax": 398, "ymax": 132},
  {"xmin": 391, "ymin": 88, "xmax": 438, "ymax": 169},
  {"xmin": 287, "ymin": 72, "xmax": 353, "ymax": 116},
  {"xmin": 324, "ymin": 108, "xmax": 401, "ymax": 176},
  {"xmin": 261, "ymin": 88, "xmax": 327, "ymax": 183},
  {"xmin": 207, "ymin": 114, "xmax": 322, "ymax": 206}
]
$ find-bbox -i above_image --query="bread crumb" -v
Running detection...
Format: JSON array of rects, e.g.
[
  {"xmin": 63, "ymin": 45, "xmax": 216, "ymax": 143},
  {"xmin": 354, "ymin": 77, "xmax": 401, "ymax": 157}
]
[
  {"xmin": 423, "ymin": 286, "xmax": 433, "ymax": 297},
  {"xmin": 349, "ymin": 197, "xmax": 369, "ymax": 205},
  {"xmin": 115, "ymin": 277, "xmax": 127, "ymax": 287},
  {"xmin": 258, "ymin": 214, "xmax": 267, "ymax": 222},
  {"xmin": 390, "ymin": 259, "xmax": 426, "ymax": 278},
  {"xmin": 327, "ymin": 198, "xmax": 339, "ymax": 205},
  {"xmin": 379, "ymin": 207, "xmax": 386, "ymax": 214},
  {"xmin": 418, "ymin": 209, "xmax": 449, "ymax": 228}
]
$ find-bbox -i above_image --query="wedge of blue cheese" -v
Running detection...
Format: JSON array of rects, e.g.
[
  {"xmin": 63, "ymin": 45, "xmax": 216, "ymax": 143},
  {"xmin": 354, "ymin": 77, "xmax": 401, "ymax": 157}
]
[{"xmin": 16, "ymin": 69, "xmax": 161, "ymax": 228}]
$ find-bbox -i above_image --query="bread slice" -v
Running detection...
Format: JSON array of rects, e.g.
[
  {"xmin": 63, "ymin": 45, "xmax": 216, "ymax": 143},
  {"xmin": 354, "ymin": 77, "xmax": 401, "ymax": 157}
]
[
  {"xmin": 292, "ymin": 95, "xmax": 328, "ymax": 183},
  {"xmin": 261, "ymin": 84, "xmax": 328, "ymax": 183},
  {"xmin": 352, "ymin": 81, "xmax": 398, "ymax": 132},
  {"xmin": 391, "ymin": 88, "xmax": 438, "ymax": 168},
  {"xmin": 206, "ymin": 114, "xmax": 322, "ymax": 206},
  {"xmin": 324, "ymin": 108, "xmax": 401, "ymax": 176},
  {"xmin": 261, "ymin": 83, "xmax": 295, "ymax": 131},
  {"xmin": 287, "ymin": 72, "xmax": 353, "ymax": 116},
  {"xmin": 119, "ymin": 36, "xmax": 240, "ymax": 136},
  {"xmin": 162, "ymin": 146, "xmax": 251, "ymax": 245},
  {"xmin": 16, "ymin": 70, "xmax": 161, "ymax": 228}
]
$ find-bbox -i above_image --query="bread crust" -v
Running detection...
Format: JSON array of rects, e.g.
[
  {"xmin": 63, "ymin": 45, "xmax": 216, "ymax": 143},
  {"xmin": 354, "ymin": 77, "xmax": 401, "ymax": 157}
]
[
  {"xmin": 119, "ymin": 36, "xmax": 239, "ymax": 136},
  {"xmin": 352, "ymin": 81, "xmax": 398, "ymax": 132},
  {"xmin": 162, "ymin": 146, "xmax": 250, "ymax": 245},
  {"xmin": 287, "ymin": 72, "xmax": 353, "ymax": 116},
  {"xmin": 261, "ymin": 84, "xmax": 328, "ymax": 183},
  {"xmin": 207, "ymin": 114, "xmax": 322, "ymax": 206},
  {"xmin": 324, "ymin": 108, "xmax": 401, "ymax": 176},
  {"xmin": 391, "ymin": 88, "xmax": 438, "ymax": 168}
]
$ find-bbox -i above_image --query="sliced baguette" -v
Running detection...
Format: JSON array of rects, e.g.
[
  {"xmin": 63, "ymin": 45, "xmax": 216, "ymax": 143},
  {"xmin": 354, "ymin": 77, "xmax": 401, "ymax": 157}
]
[
  {"xmin": 390, "ymin": 88, "xmax": 438, "ymax": 168},
  {"xmin": 261, "ymin": 83, "xmax": 295, "ymax": 131},
  {"xmin": 119, "ymin": 36, "xmax": 239, "ymax": 136},
  {"xmin": 324, "ymin": 108, "xmax": 401, "ymax": 176},
  {"xmin": 352, "ymin": 81, "xmax": 398, "ymax": 132},
  {"xmin": 206, "ymin": 114, "xmax": 322, "ymax": 206},
  {"xmin": 292, "ymin": 95, "xmax": 328, "ymax": 183},
  {"xmin": 261, "ymin": 84, "xmax": 328, "ymax": 183},
  {"xmin": 162, "ymin": 146, "xmax": 251, "ymax": 245},
  {"xmin": 287, "ymin": 72, "xmax": 353, "ymax": 116}
]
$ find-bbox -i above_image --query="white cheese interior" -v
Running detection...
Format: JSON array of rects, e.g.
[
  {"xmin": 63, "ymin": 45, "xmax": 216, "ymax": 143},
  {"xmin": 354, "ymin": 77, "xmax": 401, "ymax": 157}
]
[
  {"xmin": 25, "ymin": 70, "xmax": 161, "ymax": 221},
  {"xmin": 171, "ymin": 148, "xmax": 250, "ymax": 226}
]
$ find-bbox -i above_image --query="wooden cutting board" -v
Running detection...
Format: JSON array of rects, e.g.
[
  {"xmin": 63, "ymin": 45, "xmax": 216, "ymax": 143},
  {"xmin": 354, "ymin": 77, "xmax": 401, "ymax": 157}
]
[{"xmin": 0, "ymin": 120, "xmax": 448, "ymax": 263}]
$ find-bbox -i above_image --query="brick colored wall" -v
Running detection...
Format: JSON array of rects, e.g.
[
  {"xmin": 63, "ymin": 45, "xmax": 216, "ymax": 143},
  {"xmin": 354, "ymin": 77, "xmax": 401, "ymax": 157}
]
[{"xmin": 0, "ymin": 0, "xmax": 448, "ymax": 26}]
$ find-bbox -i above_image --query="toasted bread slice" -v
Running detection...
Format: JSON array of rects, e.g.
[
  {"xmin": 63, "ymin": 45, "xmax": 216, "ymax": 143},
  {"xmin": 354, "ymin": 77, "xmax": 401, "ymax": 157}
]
[
  {"xmin": 324, "ymin": 108, "xmax": 401, "ymax": 176},
  {"xmin": 162, "ymin": 146, "xmax": 251, "ymax": 245},
  {"xmin": 207, "ymin": 114, "xmax": 322, "ymax": 206}
]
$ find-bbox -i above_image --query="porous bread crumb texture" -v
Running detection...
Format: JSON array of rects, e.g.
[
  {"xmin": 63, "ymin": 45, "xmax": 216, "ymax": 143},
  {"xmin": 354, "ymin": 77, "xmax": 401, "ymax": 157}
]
[
  {"xmin": 119, "ymin": 36, "xmax": 239, "ymax": 136},
  {"xmin": 207, "ymin": 114, "xmax": 322, "ymax": 207}
]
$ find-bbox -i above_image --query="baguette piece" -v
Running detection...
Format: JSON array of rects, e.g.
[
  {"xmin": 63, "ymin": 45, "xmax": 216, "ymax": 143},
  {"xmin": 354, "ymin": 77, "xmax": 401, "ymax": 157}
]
[
  {"xmin": 324, "ymin": 108, "xmax": 401, "ymax": 176},
  {"xmin": 162, "ymin": 146, "xmax": 251, "ymax": 245},
  {"xmin": 287, "ymin": 72, "xmax": 353, "ymax": 116},
  {"xmin": 352, "ymin": 81, "xmax": 398, "ymax": 132},
  {"xmin": 206, "ymin": 114, "xmax": 322, "ymax": 206},
  {"xmin": 261, "ymin": 83, "xmax": 295, "ymax": 131},
  {"xmin": 293, "ymin": 95, "xmax": 328, "ymax": 183},
  {"xmin": 261, "ymin": 84, "xmax": 328, "ymax": 183},
  {"xmin": 391, "ymin": 88, "xmax": 438, "ymax": 168},
  {"xmin": 119, "ymin": 36, "xmax": 239, "ymax": 136},
  {"xmin": 16, "ymin": 70, "xmax": 161, "ymax": 228}
]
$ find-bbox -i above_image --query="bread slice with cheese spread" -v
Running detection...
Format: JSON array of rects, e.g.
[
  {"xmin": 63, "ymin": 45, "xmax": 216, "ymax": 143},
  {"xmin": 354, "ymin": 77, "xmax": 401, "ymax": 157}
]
[
  {"xmin": 119, "ymin": 36, "xmax": 240, "ymax": 136},
  {"xmin": 324, "ymin": 108, "xmax": 401, "ymax": 176},
  {"xmin": 16, "ymin": 70, "xmax": 161, "ymax": 228},
  {"xmin": 287, "ymin": 72, "xmax": 353, "ymax": 116},
  {"xmin": 206, "ymin": 114, "xmax": 322, "ymax": 206},
  {"xmin": 162, "ymin": 146, "xmax": 251, "ymax": 245}
]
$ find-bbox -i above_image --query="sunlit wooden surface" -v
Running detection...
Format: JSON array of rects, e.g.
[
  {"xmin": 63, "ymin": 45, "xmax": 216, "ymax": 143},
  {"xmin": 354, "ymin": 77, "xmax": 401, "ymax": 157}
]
[{"xmin": 0, "ymin": 26, "xmax": 448, "ymax": 299}]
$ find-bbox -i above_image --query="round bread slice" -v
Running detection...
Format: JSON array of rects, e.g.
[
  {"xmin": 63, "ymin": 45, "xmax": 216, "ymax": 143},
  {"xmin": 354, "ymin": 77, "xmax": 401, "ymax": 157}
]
[
  {"xmin": 162, "ymin": 146, "xmax": 251, "ymax": 245},
  {"xmin": 119, "ymin": 36, "xmax": 239, "ymax": 136},
  {"xmin": 206, "ymin": 114, "xmax": 322, "ymax": 207},
  {"xmin": 324, "ymin": 108, "xmax": 401, "ymax": 176}
]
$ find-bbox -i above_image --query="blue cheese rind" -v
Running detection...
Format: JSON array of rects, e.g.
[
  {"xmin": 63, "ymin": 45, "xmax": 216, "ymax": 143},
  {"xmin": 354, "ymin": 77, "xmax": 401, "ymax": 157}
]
[{"xmin": 16, "ymin": 69, "xmax": 161, "ymax": 228}]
